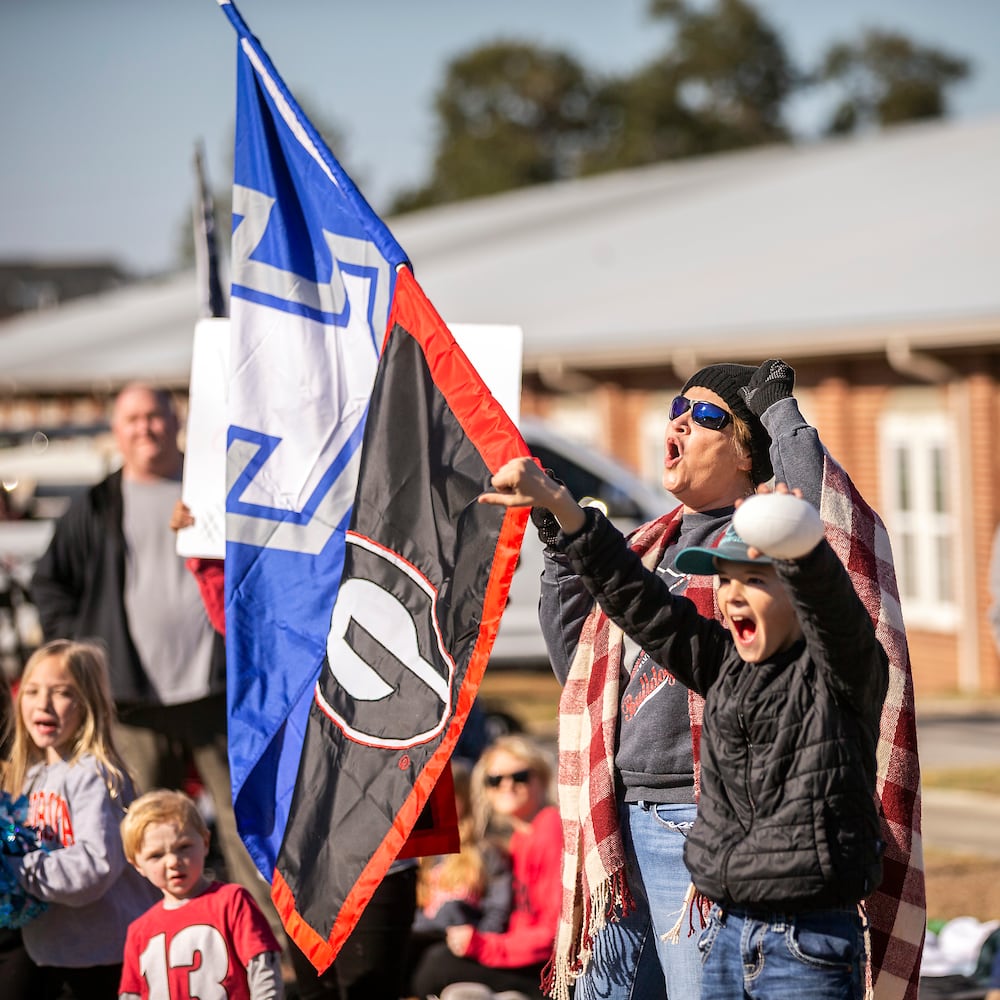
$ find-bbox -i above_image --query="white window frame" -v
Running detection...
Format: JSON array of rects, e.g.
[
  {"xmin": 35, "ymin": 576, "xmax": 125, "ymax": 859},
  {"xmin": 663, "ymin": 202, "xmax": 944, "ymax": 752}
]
[{"xmin": 880, "ymin": 410, "xmax": 958, "ymax": 631}]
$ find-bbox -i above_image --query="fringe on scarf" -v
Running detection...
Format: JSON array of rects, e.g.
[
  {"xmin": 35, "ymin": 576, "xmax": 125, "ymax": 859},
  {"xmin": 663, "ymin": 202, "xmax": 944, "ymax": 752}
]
[
  {"xmin": 662, "ymin": 881, "xmax": 710, "ymax": 944},
  {"xmin": 541, "ymin": 868, "xmax": 634, "ymax": 1000},
  {"xmin": 861, "ymin": 899, "xmax": 875, "ymax": 1000},
  {"xmin": 543, "ymin": 509, "xmax": 715, "ymax": 1000}
]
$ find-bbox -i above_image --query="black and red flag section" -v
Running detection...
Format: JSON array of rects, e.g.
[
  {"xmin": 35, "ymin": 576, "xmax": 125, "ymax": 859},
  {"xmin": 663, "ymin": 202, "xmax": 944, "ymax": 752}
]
[{"xmin": 272, "ymin": 266, "xmax": 531, "ymax": 970}]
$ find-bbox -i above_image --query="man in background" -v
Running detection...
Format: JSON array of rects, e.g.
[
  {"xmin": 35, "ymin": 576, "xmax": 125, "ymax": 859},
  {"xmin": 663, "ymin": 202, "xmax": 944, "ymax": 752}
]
[{"xmin": 31, "ymin": 383, "xmax": 270, "ymax": 921}]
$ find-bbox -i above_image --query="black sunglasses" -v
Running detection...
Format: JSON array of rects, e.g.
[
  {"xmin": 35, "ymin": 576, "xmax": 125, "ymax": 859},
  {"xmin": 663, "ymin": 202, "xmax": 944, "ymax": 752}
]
[
  {"xmin": 669, "ymin": 395, "xmax": 732, "ymax": 431},
  {"xmin": 485, "ymin": 768, "xmax": 533, "ymax": 789}
]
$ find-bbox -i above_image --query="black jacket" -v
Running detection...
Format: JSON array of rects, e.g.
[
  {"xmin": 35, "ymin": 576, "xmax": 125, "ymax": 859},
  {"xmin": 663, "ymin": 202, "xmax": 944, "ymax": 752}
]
[
  {"xmin": 31, "ymin": 470, "xmax": 226, "ymax": 707},
  {"xmin": 562, "ymin": 507, "xmax": 889, "ymax": 912}
]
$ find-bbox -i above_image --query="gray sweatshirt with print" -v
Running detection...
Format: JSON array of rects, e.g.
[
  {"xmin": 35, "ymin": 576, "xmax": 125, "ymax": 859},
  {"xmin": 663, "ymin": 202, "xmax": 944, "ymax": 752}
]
[{"xmin": 14, "ymin": 754, "xmax": 158, "ymax": 967}]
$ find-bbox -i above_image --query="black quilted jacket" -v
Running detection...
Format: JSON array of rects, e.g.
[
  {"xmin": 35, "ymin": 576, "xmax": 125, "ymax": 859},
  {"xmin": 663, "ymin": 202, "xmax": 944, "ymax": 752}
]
[{"xmin": 562, "ymin": 507, "xmax": 889, "ymax": 911}]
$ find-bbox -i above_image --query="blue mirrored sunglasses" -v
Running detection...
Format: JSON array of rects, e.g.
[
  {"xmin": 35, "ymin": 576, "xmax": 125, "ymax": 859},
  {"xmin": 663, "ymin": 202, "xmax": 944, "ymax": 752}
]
[{"xmin": 669, "ymin": 395, "xmax": 732, "ymax": 431}]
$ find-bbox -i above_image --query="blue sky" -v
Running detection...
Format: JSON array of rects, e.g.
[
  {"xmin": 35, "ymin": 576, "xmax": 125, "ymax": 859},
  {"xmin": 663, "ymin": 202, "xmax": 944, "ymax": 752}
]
[{"xmin": 2, "ymin": 0, "xmax": 998, "ymax": 275}]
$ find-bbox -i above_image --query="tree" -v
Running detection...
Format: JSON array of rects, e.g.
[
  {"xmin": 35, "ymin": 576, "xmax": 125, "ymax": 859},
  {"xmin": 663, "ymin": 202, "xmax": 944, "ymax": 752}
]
[
  {"xmin": 576, "ymin": 61, "xmax": 700, "ymax": 174},
  {"xmin": 580, "ymin": 0, "xmax": 798, "ymax": 175},
  {"xmin": 390, "ymin": 41, "xmax": 600, "ymax": 213},
  {"xmin": 388, "ymin": 2, "xmax": 973, "ymax": 213},
  {"xmin": 650, "ymin": 0, "xmax": 796, "ymax": 144},
  {"xmin": 816, "ymin": 29, "xmax": 971, "ymax": 135}
]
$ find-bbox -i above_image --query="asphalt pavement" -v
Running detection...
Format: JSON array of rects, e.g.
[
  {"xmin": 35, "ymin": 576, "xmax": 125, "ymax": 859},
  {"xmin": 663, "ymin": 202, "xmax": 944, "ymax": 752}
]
[{"xmin": 916, "ymin": 705, "xmax": 1000, "ymax": 859}]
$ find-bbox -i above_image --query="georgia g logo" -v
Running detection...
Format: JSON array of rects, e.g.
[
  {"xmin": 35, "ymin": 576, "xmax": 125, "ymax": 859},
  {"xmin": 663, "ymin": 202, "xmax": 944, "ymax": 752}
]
[{"xmin": 316, "ymin": 532, "xmax": 454, "ymax": 749}]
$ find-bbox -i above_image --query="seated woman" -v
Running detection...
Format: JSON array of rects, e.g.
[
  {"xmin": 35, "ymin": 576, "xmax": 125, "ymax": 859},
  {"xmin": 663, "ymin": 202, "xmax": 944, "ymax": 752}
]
[{"xmin": 409, "ymin": 735, "xmax": 562, "ymax": 1000}]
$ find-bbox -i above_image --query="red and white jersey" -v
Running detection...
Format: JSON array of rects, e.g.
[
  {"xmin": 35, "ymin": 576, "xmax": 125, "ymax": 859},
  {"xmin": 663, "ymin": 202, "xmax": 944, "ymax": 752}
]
[{"xmin": 119, "ymin": 881, "xmax": 280, "ymax": 1000}]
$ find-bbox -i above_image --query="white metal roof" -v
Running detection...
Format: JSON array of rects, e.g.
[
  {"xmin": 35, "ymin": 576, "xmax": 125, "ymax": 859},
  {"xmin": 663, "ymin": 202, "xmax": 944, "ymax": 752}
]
[
  {"xmin": 2, "ymin": 115, "xmax": 997, "ymax": 392},
  {"xmin": 395, "ymin": 115, "xmax": 1000, "ymax": 369},
  {"xmin": 0, "ymin": 272, "xmax": 201, "ymax": 392}
]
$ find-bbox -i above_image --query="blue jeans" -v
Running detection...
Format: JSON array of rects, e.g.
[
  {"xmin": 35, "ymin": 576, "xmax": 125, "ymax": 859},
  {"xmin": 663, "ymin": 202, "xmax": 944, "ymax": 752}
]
[
  {"xmin": 698, "ymin": 905, "xmax": 866, "ymax": 999},
  {"xmin": 576, "ymin": 801, "xmax": 701, "ymax": 1000}
]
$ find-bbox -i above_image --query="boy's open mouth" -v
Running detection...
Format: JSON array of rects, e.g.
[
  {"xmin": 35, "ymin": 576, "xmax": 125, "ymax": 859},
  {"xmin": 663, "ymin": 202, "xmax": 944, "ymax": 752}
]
[{"xmin": 731, "ymin": 616, "xmax": 757, "ymax": 643}]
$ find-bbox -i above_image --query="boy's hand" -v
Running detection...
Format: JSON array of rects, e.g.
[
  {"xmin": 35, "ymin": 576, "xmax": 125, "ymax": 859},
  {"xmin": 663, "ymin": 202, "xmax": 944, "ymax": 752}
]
[{"xmin": 733, "ymin": 483, "xmax": 823, "ymax": 560}]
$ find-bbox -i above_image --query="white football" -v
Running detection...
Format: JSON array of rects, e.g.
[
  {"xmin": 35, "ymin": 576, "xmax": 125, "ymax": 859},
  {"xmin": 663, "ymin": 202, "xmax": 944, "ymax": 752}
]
[{"xmin": 732, "ymin": 492, "xmax": 825, "ymax": 560}]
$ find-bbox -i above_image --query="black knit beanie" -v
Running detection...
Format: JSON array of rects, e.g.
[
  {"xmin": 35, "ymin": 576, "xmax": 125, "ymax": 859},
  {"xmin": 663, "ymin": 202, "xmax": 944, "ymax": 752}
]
[{"xmin": 682, "ymin": 364, "xmax": 773, "ymax": 484}]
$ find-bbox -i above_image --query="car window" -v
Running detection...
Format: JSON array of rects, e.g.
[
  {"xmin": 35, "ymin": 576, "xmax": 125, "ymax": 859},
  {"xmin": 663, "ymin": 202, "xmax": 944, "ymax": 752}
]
[{"xmin": 529, "ymin": 443, "xmax": 645, "ymax": 520}]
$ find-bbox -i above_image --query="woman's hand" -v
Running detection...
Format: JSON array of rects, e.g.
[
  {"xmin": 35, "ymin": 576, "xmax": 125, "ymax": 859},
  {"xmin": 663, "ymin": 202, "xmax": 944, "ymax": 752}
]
[
  {"xmin": 446, "ymin": 923, "xmax": 475, "ymax": 957},
  {"xmin": 478, "ymin": 457, "xmax": 585, "ymax": 534}
]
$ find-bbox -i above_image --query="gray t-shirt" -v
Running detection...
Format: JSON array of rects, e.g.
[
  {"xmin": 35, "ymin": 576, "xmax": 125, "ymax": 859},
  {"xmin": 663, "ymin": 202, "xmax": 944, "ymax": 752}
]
[{"xmin": 122, "ymin": 477, "xmax": 217, "ymax": 705}]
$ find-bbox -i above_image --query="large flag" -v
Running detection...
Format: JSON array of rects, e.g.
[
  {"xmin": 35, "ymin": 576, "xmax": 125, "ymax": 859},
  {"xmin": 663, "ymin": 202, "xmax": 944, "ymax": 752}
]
[
  {"xmin": 218, "ymin": 0, "xmax": 530, "ymax": 955},
  {"xmin": 274, "ymin": 267, "xmax": 530, "ymax": 969},
  {"xmin": 221, "ymin": 0, "xmax": 410, "ymax": 876}
]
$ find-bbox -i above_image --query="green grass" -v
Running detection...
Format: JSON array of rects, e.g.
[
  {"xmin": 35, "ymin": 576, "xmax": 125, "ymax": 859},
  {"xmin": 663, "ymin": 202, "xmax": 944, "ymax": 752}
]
[{"xmin": 921, "ymin": 766, "xmax": 1000, "ymax": 796}]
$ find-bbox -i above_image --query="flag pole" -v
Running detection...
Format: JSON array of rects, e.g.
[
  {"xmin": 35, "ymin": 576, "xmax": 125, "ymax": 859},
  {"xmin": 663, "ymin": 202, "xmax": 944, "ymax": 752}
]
[{"xmin": 192, "ymin": 140, "xmax": 227, "ymax": 319}]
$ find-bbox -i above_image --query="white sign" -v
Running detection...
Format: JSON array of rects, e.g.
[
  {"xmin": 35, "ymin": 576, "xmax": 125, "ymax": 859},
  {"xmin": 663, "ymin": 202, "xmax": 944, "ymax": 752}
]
[{"xmin": 177, "ymin": 318, "xmax": 230, "ymax": 558}]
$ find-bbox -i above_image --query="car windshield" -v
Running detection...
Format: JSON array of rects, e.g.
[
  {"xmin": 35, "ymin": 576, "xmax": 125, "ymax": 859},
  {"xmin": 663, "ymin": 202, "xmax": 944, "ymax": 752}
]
[{"xmin": 529, "ymin": 442, "xmax": 645, "ymax": 520}]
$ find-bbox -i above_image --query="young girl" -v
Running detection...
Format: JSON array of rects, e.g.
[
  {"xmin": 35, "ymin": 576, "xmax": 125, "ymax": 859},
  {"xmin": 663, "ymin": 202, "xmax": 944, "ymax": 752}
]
[{"xmin": 2, "ymin": 640, "xmax": 158, "ymax": 1000}]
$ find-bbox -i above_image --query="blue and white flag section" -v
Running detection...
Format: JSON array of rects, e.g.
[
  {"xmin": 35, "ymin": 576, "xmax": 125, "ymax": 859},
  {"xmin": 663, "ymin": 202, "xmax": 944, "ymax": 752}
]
[
  {"xmin": 272, "ymin": 267, "xmax": 530, "ymax": 970},
  {"xmin": 220, "ymin": 0, "xmax": 407, "ymax": 877}
]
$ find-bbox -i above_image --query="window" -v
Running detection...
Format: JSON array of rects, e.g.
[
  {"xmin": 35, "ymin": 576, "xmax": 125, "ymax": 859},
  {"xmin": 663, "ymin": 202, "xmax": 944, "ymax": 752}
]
[
  {"xmin": 528, "ymin": 442, "xmax": 645, "ymax": 520},
  {"xmin": 880, "ymin": 412, "xmax": 957, "ymax": 629}
]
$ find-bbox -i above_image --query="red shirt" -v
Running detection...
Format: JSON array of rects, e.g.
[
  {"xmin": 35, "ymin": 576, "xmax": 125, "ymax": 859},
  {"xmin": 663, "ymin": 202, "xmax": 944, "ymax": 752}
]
[
  {"xmin": 119, "ymin": 881, "xmax": 280, "ymax": 1000},
  {"xmin": 465, "ymin": 805, "xmax": 562, "ymax": 969}
]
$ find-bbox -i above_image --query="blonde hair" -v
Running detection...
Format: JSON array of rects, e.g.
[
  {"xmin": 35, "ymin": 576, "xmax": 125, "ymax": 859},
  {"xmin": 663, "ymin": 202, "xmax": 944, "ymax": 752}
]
[
  {"xmin": 3, "ymin": 640, "xmax": 132, "ymax": 801},
  {"xmin": 471, "ymin": 733, "xmax": 554, "ymax": 837},
  {"xmin": 416, "ymin": 762, "xmax": 488, "ymax": 909},
  {"xmin": 121, "ymin": 789, "xmax": 210, "ymax": 865},
  {"xmin": 729, "ymin": 411, "xmax": 756, "ymax": 489}
]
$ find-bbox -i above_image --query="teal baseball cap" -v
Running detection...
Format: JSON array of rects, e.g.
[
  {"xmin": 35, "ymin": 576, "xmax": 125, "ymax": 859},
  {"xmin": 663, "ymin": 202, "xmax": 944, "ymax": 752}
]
[{"xmin": 673, "ymin": 522, "xmax": 773, "ymax": 576}]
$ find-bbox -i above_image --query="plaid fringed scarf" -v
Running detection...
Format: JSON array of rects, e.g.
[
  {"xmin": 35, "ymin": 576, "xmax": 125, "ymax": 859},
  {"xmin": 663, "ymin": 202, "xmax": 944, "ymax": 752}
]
[
  {"xmin": 542, "ymin": 454, "xmax": 925, "ymax": 1000},
  {"xmin": 820, "ymin": 455, "xmax": 926, "ymax": 1000},
  {"xmin": 542, "ymin": 508, "xmax": 714, "ymax": 1000}
]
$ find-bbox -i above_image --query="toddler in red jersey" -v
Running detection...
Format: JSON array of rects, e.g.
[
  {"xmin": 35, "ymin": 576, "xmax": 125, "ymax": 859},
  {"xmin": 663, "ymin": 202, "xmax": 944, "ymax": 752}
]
[{"xmin": 119, "ymin": 789, "xmax": 283, "ymax": 1000}]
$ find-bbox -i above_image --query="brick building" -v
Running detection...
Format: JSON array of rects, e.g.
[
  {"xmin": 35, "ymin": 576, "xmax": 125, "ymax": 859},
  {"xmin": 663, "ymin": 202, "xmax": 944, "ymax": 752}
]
[{"xmin": 3, "ymin": 116, "xmax": 998, "ymax": 693}]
